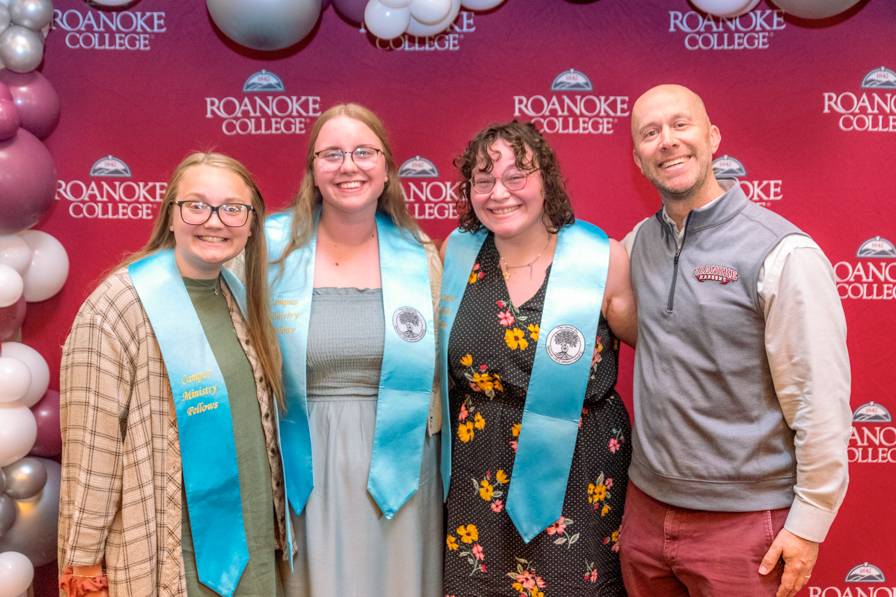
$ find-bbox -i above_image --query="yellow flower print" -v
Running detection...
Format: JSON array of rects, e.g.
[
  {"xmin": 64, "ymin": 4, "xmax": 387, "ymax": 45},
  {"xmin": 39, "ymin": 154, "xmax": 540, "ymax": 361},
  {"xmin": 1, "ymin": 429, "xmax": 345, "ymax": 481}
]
[
  {"xmin": 469, "ymin": 271, "xmax": 478, "ymax": 284},
  {"xmin": 505, "ymin": 327, "xmax": 529, "ymax": 351},
  {"xmin": 512, "ymin": 583, "xmax": 524, "ymax": 593},
  {"xmin": 479, "ymin": 479, "xmax": 494, "ymax": 500},
  {"xmin": 512, "ymin": 423, "xmax": 521, "ymax": 437},
  {"xmin": 457, "ymin": 524, "xmax": 478, "ymax": 543},
  {"xmin": 528, "ymin": 324, "xmax": 539, "ymax": 341},
  {"xmin": 593, "ymin": 484, "xmax": 607, "ymax": 502},
  {"xmin": 458, "ymin": 421, "xmax": 475, "ymax": 442},
  {"xmin": 612, "ymin": 530, "xmax": 619, "ymax": 543},
  {"xmin": 601, "ymin": 504, "xmax": 611, "ymax": 516},
  {"xmin": 496, "ymin": 470, "xmax": 509, "ymax": 484},
  {"xmin": 475, "ymin": 412, "xmax": 486, "ymax": 430},
  {"xmin": 493, "ymin": 374, "xmax": 504, "ymax": 392},
  {"xmin": 472, "ymin": 373, "xmax": 494, "ymax": 393},
  {"xmin": 446, "ymin": 535, "xmax": 458, "ymax": 550},
  {"xmin": 461, "ymin": 354, "xmax": 473, "ymax": 367}
]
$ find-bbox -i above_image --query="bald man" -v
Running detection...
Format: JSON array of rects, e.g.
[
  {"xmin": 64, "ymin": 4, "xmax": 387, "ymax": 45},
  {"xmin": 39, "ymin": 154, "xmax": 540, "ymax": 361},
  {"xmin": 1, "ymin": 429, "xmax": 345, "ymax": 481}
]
[{"xmin": 617, "ymin": 85, "xmax": 851, "ymax": 597}]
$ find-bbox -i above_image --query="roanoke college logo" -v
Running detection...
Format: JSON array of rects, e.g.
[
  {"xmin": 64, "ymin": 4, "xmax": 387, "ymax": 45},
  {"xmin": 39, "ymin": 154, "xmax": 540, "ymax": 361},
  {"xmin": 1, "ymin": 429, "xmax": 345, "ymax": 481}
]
[
  {"xmin": 205, "ymin": 71, "xmax": 321, "ymax": 136},
  {"xmin": 56, "ymin": 156, "xmax": 166, "ymax": 220},
  {"xmin": 835, "ymin": 237, "xmax": 896, "ymax": 300},
  {"xmin": 711, "ymin": 155, "xmax": 783, "ymax": 206},
  {"xmin": 846, "ymin": 563, "xmax": 886, "ymax": 583},
  {"xmin": 243, "ymin": 70, "xmax": 285, "ymax": 92},
  {"xmin": 399, "ymin": 156, "xmax": 457, "ymax": 221},
  {"xmin": 853, "ymin": 402, "xmax": 892, "ymax": 423},
  {"xmin": 667, "ymin": 9, "xmax": 785, "ymax": 50},
  {"xmin": 823, "ymin": 67, "xmax": 896, "ymax": 132},
  {"xmin": 52, "ymin": 8, "xmax": 167, "ymax": 50},
  {"xmin": 850, "ymin": 402, "xmax": 896, "ymax": 465},
  {"xmin": 374, "ymin": 10, "xmax": 475, "ymax": 52},
  {"xmin": 513, "ymin": 69, "xmax": 629, "ymax": 135}
]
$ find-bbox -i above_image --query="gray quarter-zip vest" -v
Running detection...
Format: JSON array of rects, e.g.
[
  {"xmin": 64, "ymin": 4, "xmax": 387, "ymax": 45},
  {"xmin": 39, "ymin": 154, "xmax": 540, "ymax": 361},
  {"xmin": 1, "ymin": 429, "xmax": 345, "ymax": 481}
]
[{"xmin": 629, "ymin": 183, "xmax": 807, "ymax": 511}]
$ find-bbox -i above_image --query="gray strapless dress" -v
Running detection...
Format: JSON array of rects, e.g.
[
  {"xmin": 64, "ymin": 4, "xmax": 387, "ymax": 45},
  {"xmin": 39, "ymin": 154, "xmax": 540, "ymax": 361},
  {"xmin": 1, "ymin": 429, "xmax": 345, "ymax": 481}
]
[{"xmin": 279, "ymin": 287, "xmax": 443, "ymax": 597}]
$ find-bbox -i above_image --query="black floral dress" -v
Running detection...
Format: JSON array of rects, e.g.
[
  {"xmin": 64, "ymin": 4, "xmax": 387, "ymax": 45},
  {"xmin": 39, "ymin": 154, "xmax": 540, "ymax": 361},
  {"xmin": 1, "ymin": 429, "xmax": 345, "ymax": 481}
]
[{"xmin": 444, "ymin": 234, "xmax": 631, "ymax": 597}]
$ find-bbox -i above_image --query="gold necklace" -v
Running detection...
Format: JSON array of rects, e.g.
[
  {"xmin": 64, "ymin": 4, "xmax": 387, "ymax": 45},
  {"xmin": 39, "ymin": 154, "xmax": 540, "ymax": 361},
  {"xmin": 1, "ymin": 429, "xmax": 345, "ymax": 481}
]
[{"xmin": 499, "ymin": 235, "xmax": 552, "ymax": 281}]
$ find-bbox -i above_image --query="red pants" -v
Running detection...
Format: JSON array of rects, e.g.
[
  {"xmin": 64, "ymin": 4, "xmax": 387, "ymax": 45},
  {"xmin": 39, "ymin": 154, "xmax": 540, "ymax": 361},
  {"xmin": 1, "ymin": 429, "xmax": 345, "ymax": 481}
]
[{"xmin": 619, "ymin": 482, "xmax": 788, "ymax": 597}]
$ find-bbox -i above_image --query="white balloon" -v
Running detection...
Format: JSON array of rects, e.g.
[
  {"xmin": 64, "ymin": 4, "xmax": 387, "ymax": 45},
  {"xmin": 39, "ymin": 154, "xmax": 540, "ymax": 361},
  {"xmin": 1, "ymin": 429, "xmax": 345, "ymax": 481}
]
[
  {"xmin": 365, "ymin": 0, "xmax": 411, "ymax": 39},
  {"xmin": 772, "ymin": 0, "xmax": 861, "ymax": 19},
  {"xmin": 0, "ymin": 357, "xmax": 30, "ymax": 402},
  {"xmin": 405, "ymin": 0, "xmax": 459, "ymax": 36},
  {"xmin": 378, "ymin": 0, "xmax": 411, "ymax": 7},
  {"xmin": 0, "ymin": 403, "xmax": 36, "ymax": 467},
  {"xmin": 691, "ymin": 0, "xmax": 760, "ymax": 18},
  {"xmin": 408, "ymin": 0, "xmax": 450, "ymax": 25},
  {"xmin": 88, "ymin": 0, "xmax": 133, "ymax": 5},
  {"xmin": 0, "ymin": 265, "xmax": 23, "ymax": 308},
  {"xmin": 459, "ymin": 0, "xmax": 501, "ymax": 10},
  {"xmin": 0, "ymin": 551, "xmax": 33, "ymax": 597},
  {"xmin": 0, "ymin": 236, "xmax": 31, "ymax": 275},
  {"xmin": 206, "ymin": 0, "xmax": 322, "ymax": 52},
  {"xmin": 19, "ymin": 230, "xmax": 68, "ymax": 302},
  {"xmin": 0, "ymin": 342, "xmax": 47, "ymax": 408}
]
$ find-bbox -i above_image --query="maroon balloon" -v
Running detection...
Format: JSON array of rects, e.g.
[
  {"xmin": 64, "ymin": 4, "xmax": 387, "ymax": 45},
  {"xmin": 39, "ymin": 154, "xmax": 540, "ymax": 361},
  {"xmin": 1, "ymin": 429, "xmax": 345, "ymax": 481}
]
[
  {"xmin": 332, "ymin": 0, "xmax": 366, "ymax": 23},
  {"xmin": 0, "ymin": 128, "xmax": 57, "ymax": 235},
  {"xmin": 0, "ymin": 295, "xmax": 26, "ymax": 342},
  {"xmin": 29, "ymin": 389, "xmax": 61, "ymax": 458},
  {"xmin": 0, "ymin": 70, "xmax": 60, "ymax": 140},
  {"xmin": 0, "ymin": 82, "xmax": 12, "ymax": 102},
  {"xmin": 0, "ymin": 98, "xmax": 21, "ymax": 141}
]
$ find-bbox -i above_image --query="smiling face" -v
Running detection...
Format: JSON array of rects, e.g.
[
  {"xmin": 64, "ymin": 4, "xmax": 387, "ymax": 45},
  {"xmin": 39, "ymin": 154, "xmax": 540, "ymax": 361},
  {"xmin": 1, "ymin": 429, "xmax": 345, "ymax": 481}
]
[
  {"xmin": 312, "ymin": 115, "xmax": 388, "ymax": 218},
  {"xmin": 170, "ymin": 164, "xmax": 253, "ymax": 279},
  {"xmin": 470, "ymin": 138, "xmax": 546, "ymax": 242},
  {"xmin": 631, "ymin": 85, "xmax": 722, "ymax": 205}
]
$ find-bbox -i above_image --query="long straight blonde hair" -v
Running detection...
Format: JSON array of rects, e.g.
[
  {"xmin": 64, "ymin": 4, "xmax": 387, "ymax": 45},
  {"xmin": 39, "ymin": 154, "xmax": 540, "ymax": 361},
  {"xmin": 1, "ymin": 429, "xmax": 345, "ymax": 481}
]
[
  {"xmin": 114, "ymin": 152, "xmax": 284, "ymax": 407},
  {"xmin": 272, "ymin": 103, "xmax": 426, "ymax": 268}
]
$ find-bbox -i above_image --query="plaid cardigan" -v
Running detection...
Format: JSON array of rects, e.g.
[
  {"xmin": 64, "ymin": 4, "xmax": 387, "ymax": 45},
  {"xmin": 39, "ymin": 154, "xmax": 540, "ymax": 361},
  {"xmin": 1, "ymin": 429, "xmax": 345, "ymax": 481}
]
[{"xmin": 59, "ymin": 267, "xmax": 294, "ymax": 597}]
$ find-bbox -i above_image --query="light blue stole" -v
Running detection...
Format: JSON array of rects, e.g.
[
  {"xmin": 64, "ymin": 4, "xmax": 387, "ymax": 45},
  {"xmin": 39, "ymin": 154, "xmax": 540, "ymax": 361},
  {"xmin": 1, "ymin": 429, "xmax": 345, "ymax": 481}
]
[
  {"xmin": 266, "ymin": 210, "xmax": 436, "ymax": 519},
  {"xmin": 439, "ymin": 221, "xmax": 610, "ymax": 543},
  {"xmin": 129, "ymin": 249, "xmax": 248, "ymax": 597}
]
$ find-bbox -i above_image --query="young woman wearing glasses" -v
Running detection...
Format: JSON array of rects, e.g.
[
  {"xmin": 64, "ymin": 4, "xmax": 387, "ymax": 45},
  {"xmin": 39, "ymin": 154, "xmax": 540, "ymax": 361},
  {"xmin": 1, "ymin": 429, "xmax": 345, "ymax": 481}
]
[
  {"xmin": 59, "ymin": 153, "xmax": 292, "ymax": 597},
  {"xmin": 266, "ymin": 104, "xmax": 443, "ymax": 597},
  {"xmin": 438, "ymin": 121, "xmax": 637, "ymax": 596}
]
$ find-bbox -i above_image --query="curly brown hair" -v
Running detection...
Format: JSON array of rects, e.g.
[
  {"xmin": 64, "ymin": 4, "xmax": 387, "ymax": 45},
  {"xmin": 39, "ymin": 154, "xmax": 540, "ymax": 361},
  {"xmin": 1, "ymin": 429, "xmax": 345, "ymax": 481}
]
[{"xmin": 454, "ymin": 120, "xmax": 575, "ymax": 234}]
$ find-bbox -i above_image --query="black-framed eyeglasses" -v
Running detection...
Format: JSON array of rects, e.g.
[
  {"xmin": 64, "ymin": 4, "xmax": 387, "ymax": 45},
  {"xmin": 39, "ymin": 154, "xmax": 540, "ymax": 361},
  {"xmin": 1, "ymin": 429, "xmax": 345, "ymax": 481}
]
[
  {"xmin": 314, "ymin": 147, "xmax": 384, "ymax": 172},
  {"xmin": 175, "ymin": 201, "xmax": 254, "ymax": 227},
  {"xmin": 470, "ymin": 168, "xmax": 540, "ymax": 194}
]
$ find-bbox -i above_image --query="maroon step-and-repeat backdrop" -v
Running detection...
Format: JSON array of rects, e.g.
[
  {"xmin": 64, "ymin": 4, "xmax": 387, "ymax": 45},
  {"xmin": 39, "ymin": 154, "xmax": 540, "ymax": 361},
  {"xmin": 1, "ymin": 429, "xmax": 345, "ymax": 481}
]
[{"xmin": 20, "ymin": 0, "xmax": 896, "ymax": 593}]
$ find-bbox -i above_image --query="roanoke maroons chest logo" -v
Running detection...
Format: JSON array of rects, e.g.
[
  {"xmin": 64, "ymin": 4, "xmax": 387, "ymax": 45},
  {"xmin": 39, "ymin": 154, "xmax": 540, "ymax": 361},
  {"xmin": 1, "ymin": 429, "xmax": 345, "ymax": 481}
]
[{"xmin": 694, "ymin": 264, "xmax": 738, "ymax": 284}]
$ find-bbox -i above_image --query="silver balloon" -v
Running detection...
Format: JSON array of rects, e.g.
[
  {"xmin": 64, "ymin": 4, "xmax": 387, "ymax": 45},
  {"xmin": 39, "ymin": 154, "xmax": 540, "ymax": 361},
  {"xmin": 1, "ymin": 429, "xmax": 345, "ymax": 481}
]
[
  {"xmin": 0, "ymin": 494, "xmax": 15, "ymax": 536},
  {"xmin": 0, "ymin": 458, "xmax": 59, "ymax": 566},
  {"xmin": 8, "ymin": 0, "xmax": 53, "ymax": 31},
  {"xmin": 772, "ymin": 0, "xmax": 861, "ymax": 19},
  {"xmin": 3, "ymin": 457, "xmax": 46, "ymax": 499},
  {"xmin": 0, "ymin": 25, "xmax": 43, "ymax": 73},
  {"xmin": 207, "ymin": 0, "xmax": 323, "ymax": 51},
  {"xmin": 0, "ymin": 468, "xmax": 6, "ymax": 495},
  {"xmin": 0, "ymin": 6, "xmax": 11, "ymax": 35}
]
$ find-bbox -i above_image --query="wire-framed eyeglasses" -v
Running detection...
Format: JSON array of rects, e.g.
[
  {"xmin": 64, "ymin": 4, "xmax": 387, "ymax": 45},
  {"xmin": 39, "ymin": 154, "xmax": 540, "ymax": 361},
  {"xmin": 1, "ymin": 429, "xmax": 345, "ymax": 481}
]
[
  {"xmin": 470, "ymin": 168, "xmax": 540, "ymax": 194},
  {"xmin": 314, "ymin": 147, "xmax": 384, "ymax": 172},
  {"xmin": 175, "ymin": 201, "xmax": 254, "ymax": 227}
]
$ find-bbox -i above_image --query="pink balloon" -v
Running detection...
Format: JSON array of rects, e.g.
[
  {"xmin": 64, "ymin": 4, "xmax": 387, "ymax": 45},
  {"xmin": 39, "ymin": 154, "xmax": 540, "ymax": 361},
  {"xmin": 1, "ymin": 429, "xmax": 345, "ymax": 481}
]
[
  {"xmin": 0, "ymin": 98, "xmax": 21, "ymax": 141},
  {"xmin": 333, "ymin": 0, "xmax": 367, "ymax": 23},
  {"xmin": 0, "ymin": 128, "xmax": 57, "ymax": 235},
  {"xmin": 0, "ymin": 70, "xmax": 60, "ymax": 140},
  {"xmin": 0, "ymin": 295, "xmax": 26, "ymax": 342},
  {"xmin": 29, "ymin": 389, "xmax": 60, "ymax": 458},
  {"xmin": 0, "ymin": 82, "xmax": 12, "ymax": 102}
]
